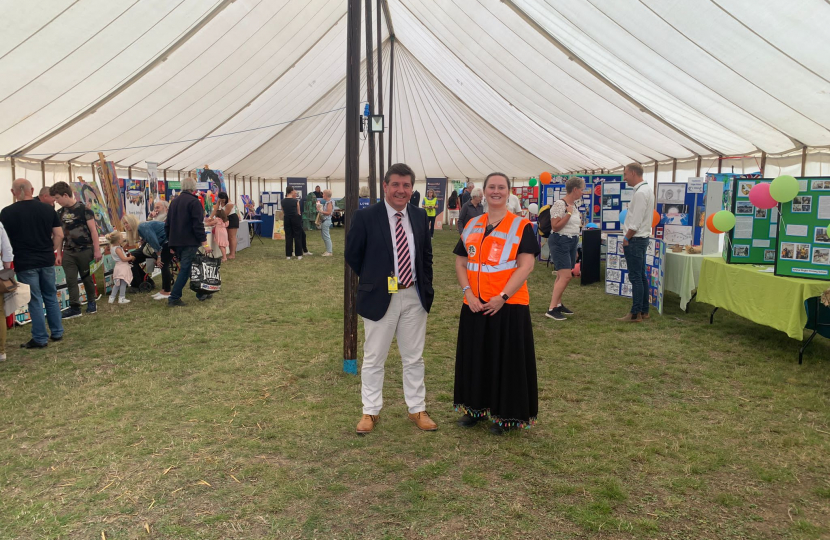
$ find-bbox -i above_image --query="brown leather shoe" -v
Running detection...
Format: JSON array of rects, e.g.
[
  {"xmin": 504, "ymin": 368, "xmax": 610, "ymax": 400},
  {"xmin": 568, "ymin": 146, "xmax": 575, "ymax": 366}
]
[
  {"xmin": 640, "ymin": 312, "xmax": 651, "ymax": 321},
  {"xmin": 408, "ymin": 411, "xmax": 438, "ymax": 431},
  {"xmin": 356, "ymin": 414, "xmax": 379, "ymax": 434},
  {"xmin": 617, "ymin": 313, "xmax": 643, "ymax": 323}
]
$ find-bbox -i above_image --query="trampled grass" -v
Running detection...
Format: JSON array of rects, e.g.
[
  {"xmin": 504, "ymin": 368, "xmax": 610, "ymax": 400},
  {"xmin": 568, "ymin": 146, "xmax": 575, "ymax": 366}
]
[{"xmin": 1, "ymin": 228, "xmax": 829, "ymax": 539}]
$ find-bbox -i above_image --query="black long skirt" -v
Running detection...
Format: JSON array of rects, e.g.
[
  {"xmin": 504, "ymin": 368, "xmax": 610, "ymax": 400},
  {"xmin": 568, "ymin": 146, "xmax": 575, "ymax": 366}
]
[{"xmin": 453, "ymin": 303, "xmax": 538, "ymax": 429}]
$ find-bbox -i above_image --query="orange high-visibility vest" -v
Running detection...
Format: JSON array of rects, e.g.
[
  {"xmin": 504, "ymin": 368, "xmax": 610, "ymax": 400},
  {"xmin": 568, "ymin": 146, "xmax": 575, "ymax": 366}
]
[{"xmin": 461, "ymin": 212, "xmax": 532, "ymax": 306}]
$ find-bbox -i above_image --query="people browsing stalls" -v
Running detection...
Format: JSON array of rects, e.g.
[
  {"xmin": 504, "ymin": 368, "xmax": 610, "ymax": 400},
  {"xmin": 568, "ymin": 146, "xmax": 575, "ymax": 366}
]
[
  {"xmin": 206, "ymin": 208, "xmax": 230, "ymax": 262},
  {"xmin": 282, "ymin": 187, "xmax": 304, "ymax": 260},
  {"xmin": 165, "ymin": 176, "xmax": 212, "ymax": 307},
  {"xmin": 545, "ymin": 176, "xmax": 585, "ymax": 321},
  {"xmin": 50, "ymin": 181, "xmax": 102, "ymax": 319},
  {"xmin": 136, "ymin": 220, "xmax": 172, "ymax": 301},
  {"xmin": 213, "ymin": 192, "xmax": 238, "ymax": 259}
]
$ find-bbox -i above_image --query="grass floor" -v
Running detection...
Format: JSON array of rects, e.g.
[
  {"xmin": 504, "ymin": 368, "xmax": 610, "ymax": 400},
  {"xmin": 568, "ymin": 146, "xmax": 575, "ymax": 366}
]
[{"xmin": 1, "ymin": 227, "xmax": 829, "ymax": 539}]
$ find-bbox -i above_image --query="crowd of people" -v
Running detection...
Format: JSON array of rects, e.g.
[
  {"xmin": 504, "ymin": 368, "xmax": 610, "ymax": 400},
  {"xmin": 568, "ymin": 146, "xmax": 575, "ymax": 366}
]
[{"xmin": 1, "ymin": 164, "xmax": 654, "ymax": 438}]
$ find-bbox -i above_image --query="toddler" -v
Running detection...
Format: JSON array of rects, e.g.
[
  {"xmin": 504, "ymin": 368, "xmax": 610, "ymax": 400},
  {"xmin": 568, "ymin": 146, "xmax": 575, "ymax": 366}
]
[
  {"xmin": 106, "ymin": 231, "xmax": 134, "ymax": 304},
  {"xmin": 207, "ymin": 209, "xmax": 229, "ymax": 261}
]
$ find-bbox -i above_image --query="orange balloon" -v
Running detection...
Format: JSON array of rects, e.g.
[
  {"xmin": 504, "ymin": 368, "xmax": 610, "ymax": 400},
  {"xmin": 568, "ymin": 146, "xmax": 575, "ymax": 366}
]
[
  {"xmin": 540, "ymin": 172, "xmax": 552, "ymax": 185},
  {"xmin": 706, "ymin": 213, "xmax": 721, "ymax": 234},
  {"xmin": 652, "ymin": 210, "xmax": 660, "ymax": 228}
]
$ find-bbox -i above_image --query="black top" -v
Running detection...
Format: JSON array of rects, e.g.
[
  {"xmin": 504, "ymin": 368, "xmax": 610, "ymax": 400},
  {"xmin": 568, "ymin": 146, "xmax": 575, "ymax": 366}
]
[
  {"xmin": 282, "ymin": 197, "xmax": 301, "ymax": 218},
  {"xmin": 461, "ymin": 190, "xmax": 471, "ymax": 206},
  {"xmin": 165, "ymin": 191, "xmax": 207, "ymax": 248},
  {"xmin": 454, "ymin": 220, "xmax": 540, "ymax": 258},
  {"xmin": 0, "ymin": 199, "xmax": 60, "ymax": 272},
  {"xmin": 57, "ymin": 202, "xmax": 95, "ymax": 252}
]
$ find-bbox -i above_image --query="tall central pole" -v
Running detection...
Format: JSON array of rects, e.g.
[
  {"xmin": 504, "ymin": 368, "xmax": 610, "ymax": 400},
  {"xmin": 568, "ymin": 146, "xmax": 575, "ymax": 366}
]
[
  {"xmin": 376, "ymin": 0, "xmax": 385, "ymax": 191},
  {"xmin": 343, "ymin": 0, "xmax": 362, "ymax": 374},
  {"xmin": 387, "ymin": 35, "xmax": 395, "ymax": 170},
  {"xmin": 365, "ymin": 0, "xmax": 378, "ymax": 205}
]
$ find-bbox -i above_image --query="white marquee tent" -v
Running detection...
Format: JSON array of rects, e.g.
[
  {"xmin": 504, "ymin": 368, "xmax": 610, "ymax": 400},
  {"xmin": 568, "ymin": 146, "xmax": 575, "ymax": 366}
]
[{"xmin": 1, "ymin": 0, "xmax": 830, "ymax": 207}]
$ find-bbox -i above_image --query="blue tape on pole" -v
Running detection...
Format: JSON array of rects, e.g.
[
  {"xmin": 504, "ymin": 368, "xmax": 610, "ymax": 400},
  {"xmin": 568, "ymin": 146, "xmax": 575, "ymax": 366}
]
[{"xmin": 343, "ymin": 359, "xmax": 358, "ymax": 374}]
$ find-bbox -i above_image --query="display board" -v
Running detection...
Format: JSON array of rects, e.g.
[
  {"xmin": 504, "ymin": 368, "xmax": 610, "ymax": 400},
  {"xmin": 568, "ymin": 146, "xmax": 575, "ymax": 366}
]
[
  {"xmin": 701, "ymin": 178, "xmax": 728, "ymax": 255},
  {"xmin": 600, "ymin": 181, "xmax": 628, "ymax": 231},
  {"xmin": 604, "ymin": 234, "xmax": 665, "ymax": 314},
  {"xmin": 722, "ymin": 178, "xmax": 779, "ymax": 264},
  {"xmin": 260, "ymin": 191, "xmax": 283, "ymax": 238},
  {"xmin": 541, "ymin": 178, "xmax": 595, "ymax": 223},
  {"xmin": 71, "ymin": 182, "xmax": 114, "ymax": 236},
  {"xmin": 165, "ymin": 180, "xmax": 181, "ymax": 201},
  {"xmin": 425, "ymin": 177, "xmax": 447, "ymax": 230},
  {"xmin": 654, "ymin": 182, "xmax": 705, "ymax": 247},
  {"xmin": 775, "ymin": 177, "xmax": 830, "ymax": 280}
]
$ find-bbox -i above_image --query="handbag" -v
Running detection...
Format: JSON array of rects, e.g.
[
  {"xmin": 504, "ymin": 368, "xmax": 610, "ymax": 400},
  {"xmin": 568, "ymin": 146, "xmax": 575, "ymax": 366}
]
[
  {"xmin": 190, "ymin": 252, "xmax": 221, "ymax": 294},
  {"xmin": 314, "ymin": 212, "xmax": 323, "ymax": 227},
  {"xmin": 0, "ymin": 267, "xmax": 17, "ymax": 294}
]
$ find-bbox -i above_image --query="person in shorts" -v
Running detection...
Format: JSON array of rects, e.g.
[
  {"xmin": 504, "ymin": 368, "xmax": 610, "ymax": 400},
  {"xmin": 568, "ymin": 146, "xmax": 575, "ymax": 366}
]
[{"xmin": 545, "ymin": 176, "xmax": 585, "ymax": 321}]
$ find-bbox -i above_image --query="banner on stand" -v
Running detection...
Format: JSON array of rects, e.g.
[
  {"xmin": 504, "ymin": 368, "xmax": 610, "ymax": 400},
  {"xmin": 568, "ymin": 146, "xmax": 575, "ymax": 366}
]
[
  {"xmin": 146, "ymin": 162, "xmax": 159, "ymax": 213},
  {"xmin": 425, "ymin": 177, "xmax": 447, "ymax": 230},
  {"xmin": 124, "ymin": 179, "xmax": 147, "ymax": 223}
]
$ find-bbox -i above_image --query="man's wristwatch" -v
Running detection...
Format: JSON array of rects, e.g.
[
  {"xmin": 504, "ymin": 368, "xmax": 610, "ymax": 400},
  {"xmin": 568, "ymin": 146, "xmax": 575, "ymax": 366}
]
[{"xmin": 499, "ymin": 291, "xmax": 509, "ymax": 301}]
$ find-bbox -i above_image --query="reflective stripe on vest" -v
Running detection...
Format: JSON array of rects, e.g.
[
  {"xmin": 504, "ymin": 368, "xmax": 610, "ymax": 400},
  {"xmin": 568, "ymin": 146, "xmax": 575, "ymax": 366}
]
[{"xmin": 463, "ymin": 212, "xmax": 531, "ymax": 305}]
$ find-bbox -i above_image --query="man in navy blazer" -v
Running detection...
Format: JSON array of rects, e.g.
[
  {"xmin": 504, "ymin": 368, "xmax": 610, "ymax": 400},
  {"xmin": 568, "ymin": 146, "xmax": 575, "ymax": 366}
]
[{"xmin": 345, "ymin": 163, "xmax": 436, "ymax": 434}]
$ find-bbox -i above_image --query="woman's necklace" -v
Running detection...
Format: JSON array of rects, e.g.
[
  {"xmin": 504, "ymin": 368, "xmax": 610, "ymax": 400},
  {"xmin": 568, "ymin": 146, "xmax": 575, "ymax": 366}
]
[{"xmin": 486, "ymin": 214, "xmax": 506, "ymax": 233}]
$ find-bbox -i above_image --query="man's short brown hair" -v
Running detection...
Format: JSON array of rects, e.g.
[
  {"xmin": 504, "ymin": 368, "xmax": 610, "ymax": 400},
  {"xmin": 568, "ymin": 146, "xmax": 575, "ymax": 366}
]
[
  {"xmin": 384, "ymin": 163, "xmax": 415, "ymax": 185},
  {"xmin": 625, "ymin": 163, "xmax": 644, "ymax": 177},
  {"xmin": 49, "ymin": 181, "xmax": 73, "ymax": 198}
]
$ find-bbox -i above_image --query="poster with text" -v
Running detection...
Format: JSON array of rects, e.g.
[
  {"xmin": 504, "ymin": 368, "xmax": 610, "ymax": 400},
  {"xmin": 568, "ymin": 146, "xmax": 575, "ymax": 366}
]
[
  {"xmin": 146, "ymin": 161, "xmax": 159, "ymax": 214},
  {"xmin": 124, "ymin": 179, "xmax": 146, "ymax": 223},
  {"xmin": 775, "ymin": 177, "xmax": 830, "ymax": 280},
  {"xmin": 425, "ymin": 177, "xmax": 447, "ymax": 229}
]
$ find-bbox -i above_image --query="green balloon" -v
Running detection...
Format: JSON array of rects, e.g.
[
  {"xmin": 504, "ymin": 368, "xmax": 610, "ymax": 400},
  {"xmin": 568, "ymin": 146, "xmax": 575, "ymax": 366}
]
[
  {"xmin": 528, "ymin": 178, "xmax": 538, "ymax": 187},
  {"xmin": 712, "ymin": 210, "xmax": 736, "ymax": 232},
  {"xmin": 769, "ymin": 175, "xmax": 800, "ymax": 203}
]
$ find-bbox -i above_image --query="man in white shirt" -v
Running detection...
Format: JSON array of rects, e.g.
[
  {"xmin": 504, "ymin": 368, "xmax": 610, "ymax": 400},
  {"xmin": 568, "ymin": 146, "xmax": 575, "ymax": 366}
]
[
  {"xmin": 507, "ymin": 192, "xmax": 522, "ymax": 215},
  {"xmin": 618, "ymin": 163, "xmax": 655, "ymax": 323}
]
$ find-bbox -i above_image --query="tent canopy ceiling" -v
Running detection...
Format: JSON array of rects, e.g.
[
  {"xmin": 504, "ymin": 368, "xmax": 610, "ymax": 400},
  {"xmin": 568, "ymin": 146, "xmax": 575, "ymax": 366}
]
[{"xmin": 1, "ymin": 0, "xmax": 827, "ymax": 179}]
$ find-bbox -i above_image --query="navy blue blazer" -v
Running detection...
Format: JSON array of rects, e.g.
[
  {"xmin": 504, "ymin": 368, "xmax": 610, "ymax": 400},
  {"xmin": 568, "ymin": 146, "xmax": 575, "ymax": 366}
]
[{"xmin": 344, "ymin": 201, "xmax": 434, "ymax": 321}]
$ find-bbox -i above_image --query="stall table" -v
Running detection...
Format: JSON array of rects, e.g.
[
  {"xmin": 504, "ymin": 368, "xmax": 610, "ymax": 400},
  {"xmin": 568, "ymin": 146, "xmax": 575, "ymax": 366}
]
[
  {"xmin": 663, "ymin": 251, "xmax": 704, "ymax": 312},
  {"xmin": 697, "ymin": 256, "xmax": 828, "ymax": 362}
]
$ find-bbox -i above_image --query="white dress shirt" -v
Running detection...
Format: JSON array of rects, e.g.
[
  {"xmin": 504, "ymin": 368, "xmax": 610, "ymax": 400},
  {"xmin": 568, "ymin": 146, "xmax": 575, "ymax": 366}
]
[
  {"xmin": 624, "ymin": 181, "xmax": 655, "ymax": 238},
  {"xmin": 385, "ymin": 201, "xmax": 417, "ymax": 282},
  {"xmin": 0, "ymin": 222, "xmax": 13, "ymax": 264}
]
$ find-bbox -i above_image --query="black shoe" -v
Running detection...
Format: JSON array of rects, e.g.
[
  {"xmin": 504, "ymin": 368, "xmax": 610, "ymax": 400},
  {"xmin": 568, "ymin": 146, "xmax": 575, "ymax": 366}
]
[
  {"xmin": 49, "ymin": 335, "xmax": 63, "ymax": 342},
  {"xmin": 457, "ymin": 414, "xmax": 481, "ymax": 428},
  {"xmin": 489, "ymin": 423, "xmax": 506, "ymax": 436},
  {"xmin": 559, "ymin": 304, "xmax": 574, "ymax": 315},
  {"xmin": 20, "ymin": 339, "xmax": 48, "ymax": 349},
  {"xmin": 168, "ymin": 298, "xmax": 186, "ymax": 307},
  {"xmin": 196, "ymin": 294, "xmax": 212, "ymax": 302},
  {"xmin": 61, "ymin": 308, "xmax": 82, "ymax": 320},
  {"xmin": 544, "ymin": 307, "xmax": 567, "ymax": 321}
]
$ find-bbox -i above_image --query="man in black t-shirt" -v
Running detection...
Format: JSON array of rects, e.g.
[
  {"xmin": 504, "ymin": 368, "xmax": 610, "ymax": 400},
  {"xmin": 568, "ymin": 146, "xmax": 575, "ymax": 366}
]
[
  {"xmin": 0, "ymin": 179, "xmax": 65, "ymax": 349},
  {"xmin": 51, "ymin": 181, "xmax": 102, "ymax": 319}
]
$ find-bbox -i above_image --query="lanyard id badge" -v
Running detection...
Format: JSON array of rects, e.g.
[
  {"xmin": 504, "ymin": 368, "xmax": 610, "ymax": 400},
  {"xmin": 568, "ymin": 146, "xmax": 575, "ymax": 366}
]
[{"xmin": 387, "ymin": 276, "xmax": 399, "ymax": 293}]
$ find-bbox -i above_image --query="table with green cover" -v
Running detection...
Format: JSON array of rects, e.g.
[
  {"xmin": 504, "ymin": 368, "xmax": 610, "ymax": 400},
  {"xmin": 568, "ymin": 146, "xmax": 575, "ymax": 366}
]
[
  {"xmin": 664, "ymin": 251, "xmax": 704, "ymax": 311},
  {"xmin": 697, "ymin": 256, "xmax": 828, "ymax": 341}
]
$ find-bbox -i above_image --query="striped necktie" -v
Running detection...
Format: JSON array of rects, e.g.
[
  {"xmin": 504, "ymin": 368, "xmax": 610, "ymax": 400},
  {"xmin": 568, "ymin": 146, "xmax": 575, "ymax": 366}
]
[{"xmin": 395, "ymin": 212, "xmax": 413, "ymax": 287}]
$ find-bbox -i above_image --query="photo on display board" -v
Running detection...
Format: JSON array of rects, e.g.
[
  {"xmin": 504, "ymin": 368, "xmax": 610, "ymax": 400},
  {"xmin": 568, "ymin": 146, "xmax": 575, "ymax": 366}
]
[
  {"xmin": 754, "ymin": 208, "xmax": 768, "ymax": 219},
  {"xmin": 602, "ymin": 196, "xmax": 617, "ymax": 209},
  {"xmin": 791, "ymin": 196, "xmax": 812, "ymax": 213},
  {"xmin": 733, "ymin": 245, "xmax": 749, "ymax": 257},
  {"xmin": 606, "ymin": 282, "xmax": 620, "ymax": 295},
  {"xmin": 621, "ymin": 282, "xmax": 633, "ymax": 297},
  {"xmin": 735, "ymin": 201, "xmax": 755, "ymax": 215},
  {"xmin": 796, "ymin": 243, "xmax": 811, "ymax": 261},
  {"xmin": 738, "ymin": 181, "xmax": 754, "ymax": 197},
  {"xmin": 662, "ymin": 205, "xmax": 689, "ymax": 225},
  {"xmin": 812, "ymin": 180, "xmax": 830, "ymax": 190},
  {"xmin": 813, "ymin": 248, "xmax": 830, "ymax": 265},
  {"xmin": 815, "ymin": 227, "xmax": 830, "ymax": 244},
  {"xmin": 619, "ymin": 257, "xmax": 628, "ymax": 270},
  {"xmin": 607, "ymin": 254, "xmax": 619, "ymax": 269},
  {"xmin": 764, "ymin": 249, "xmax": 776, "ymax": 262},
  {"xmin": 657, "ymin": 184, "xmax": 685, "ymax": 204},
  {"xmin": 780, "ymin": 242, "xmax": 795, "ymax": 259},
  {"xmin": 695, "ymin": 206, "xmax": 706, "ymax": 228}
]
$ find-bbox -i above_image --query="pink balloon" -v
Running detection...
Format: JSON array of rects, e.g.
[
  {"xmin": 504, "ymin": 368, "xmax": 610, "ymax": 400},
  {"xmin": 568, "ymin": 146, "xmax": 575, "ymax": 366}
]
[{"xmin": 749, "ymin": 182, "xmax": 777, "ymax": 210}]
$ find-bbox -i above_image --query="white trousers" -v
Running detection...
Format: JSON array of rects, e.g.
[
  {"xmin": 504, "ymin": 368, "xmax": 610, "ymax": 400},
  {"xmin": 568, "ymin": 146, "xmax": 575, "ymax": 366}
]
[{"xmin": 361, "ymin": 286, "xmax": 428, "ymax": 415}]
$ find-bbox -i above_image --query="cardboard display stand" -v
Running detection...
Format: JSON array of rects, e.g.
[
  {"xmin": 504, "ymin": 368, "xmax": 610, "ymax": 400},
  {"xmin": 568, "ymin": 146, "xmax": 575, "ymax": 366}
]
[
  {"xmin": 605, "ymin": 234, "xmax": 665, "ymax": 314},
  {"xmin": 775, "ymin": 177, "xmax": 830, "ymax": 280},
  {"xmin": 259, "ymin": 191, "xmax": 283, "ymax": 239},
  {"xmin": 722, "ymin": 177, "xmax": 779, "ymax": 264}
]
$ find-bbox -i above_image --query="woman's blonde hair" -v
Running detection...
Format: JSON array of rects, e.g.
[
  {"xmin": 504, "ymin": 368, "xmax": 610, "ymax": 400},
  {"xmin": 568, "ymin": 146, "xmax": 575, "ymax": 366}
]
[{"xmin": 122, "ymin": 215, "xmax": 140, "ymax": 245}]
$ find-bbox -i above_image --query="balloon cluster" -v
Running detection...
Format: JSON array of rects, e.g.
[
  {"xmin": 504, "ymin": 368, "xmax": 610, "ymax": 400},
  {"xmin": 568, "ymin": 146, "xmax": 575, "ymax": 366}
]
[{"xmin": 707, "ymin": 175, "xmax": 800, "ymax": 235}]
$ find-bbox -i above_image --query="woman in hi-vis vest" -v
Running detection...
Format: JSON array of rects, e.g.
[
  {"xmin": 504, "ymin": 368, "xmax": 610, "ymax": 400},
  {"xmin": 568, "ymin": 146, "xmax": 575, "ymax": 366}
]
[
  {"xmin": 453, "ymin": 173, "xmax": 540, "ymax": 435},
  {"xmin": 422, "ymin": 189, "xmax": 438, "ymax": 238}
]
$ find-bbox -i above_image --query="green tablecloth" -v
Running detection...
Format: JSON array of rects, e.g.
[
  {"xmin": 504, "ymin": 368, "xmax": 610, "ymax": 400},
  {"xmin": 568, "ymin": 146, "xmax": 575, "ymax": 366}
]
[
  {"xmin": 664, "ymin": 251, "xmax": 704, "ymax": 310},
  {"xmin": 697, "ymin": 257, "xmax": 829, "ymax": 340}
]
